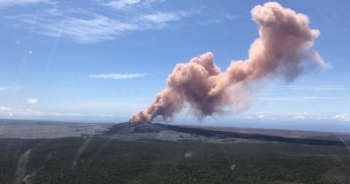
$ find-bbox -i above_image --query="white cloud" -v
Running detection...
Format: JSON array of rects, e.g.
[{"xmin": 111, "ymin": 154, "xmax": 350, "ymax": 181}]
[
  {"xmin": 102, "ymin": 0, "xmax": 141, "ymax": 10},
  {"xmin": 0, "ymin": 106, "xmax": 12, "ymax": 112},
  {"xmin": 140, "ymin": 12, "xmax": 182, "ymax": 23},
  {"xmin": 89, "ymin": 73, "xmax": 146, "ymax": 79},
  {"xmin": 0, "ymin": 86, "xmax": 21, "ymax": 90},
  {"xmin": 0, "ymin": 106, "xmax": 114, "ymax": 117},
  {"xmin": 294, "ymin": 115, "xmax": 306, "ymax": 119},
  {"xmin": 38, "ymin": 101, "xmax": 147, "ymax": 116},
  {"xmin": 196, "ymin": 13, "xmax": 239, "ymax": 26},
  {"xmin": 101, "ymin": 0, "xmax": 165, "ymax": 10},
  {"xmin": 0, "ymin": 0, "xmax": 52, "ymax": 7},
  {"xmin": 247, "ymin": 112, "xmax": 350, "ymax": 122},
  {"xmin": 333, "ymin": 114, "xmax": 350, "ymax": 121},
  {"xmin": 26, "ymin": 98, "xmax": 38, "ymax": 104},
  {"xmin": 224, "ymin": 14, "xmax": 240, "ymax": 20},
  {"xmin": 270, "ymin": 85, "xmax": 350, "ymax": 91},
  {"xmin": 6, "ymin": 8, "xmax": 191, "ymax": 43},
  {"xmin": 38, "ymin": 16, "xmax": 139, "ymax": 43},
  {"xmin": 257, "ymin": 96, "xmax": 350, "ymax": 101},
  {"xmin": 243, "ymin": 115, "xmax": 253, "ymax": 119}
]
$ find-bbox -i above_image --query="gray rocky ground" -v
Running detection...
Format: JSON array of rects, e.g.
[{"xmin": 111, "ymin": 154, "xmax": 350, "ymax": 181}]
[{"xmin": 1, "ymin": 119, "xmax": 350, "ymax": 145}]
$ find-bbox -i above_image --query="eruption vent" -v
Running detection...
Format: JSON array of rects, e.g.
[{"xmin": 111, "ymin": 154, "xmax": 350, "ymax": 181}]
[{"xmin": 129, "ymin": 2, "xmax": 330, "ymax": 123}]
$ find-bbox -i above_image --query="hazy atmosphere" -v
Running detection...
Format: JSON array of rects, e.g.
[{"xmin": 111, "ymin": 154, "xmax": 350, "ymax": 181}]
[{"xmin": 1, "ymin": 0, "xmax": 350, "ymax": 132}]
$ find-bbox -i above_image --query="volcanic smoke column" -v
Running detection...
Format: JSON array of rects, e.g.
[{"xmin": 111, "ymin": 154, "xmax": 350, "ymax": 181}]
[{"xmin": 128, "ymin": 2, "xmax": 330, "ymax": 123}]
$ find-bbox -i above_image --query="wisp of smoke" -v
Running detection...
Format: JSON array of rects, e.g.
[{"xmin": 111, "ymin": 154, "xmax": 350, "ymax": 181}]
[{"xmin": 128, "ymin": 2, "xmax": 330, "ymax": 122}]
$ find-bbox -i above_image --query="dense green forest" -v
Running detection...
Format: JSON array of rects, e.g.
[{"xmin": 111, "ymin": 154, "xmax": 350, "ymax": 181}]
[{"xmin": 1, "ymin": 137, "xmax": 350, "ymax": 184}]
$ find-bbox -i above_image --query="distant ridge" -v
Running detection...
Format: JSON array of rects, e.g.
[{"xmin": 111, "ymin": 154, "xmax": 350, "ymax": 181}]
[
  {"xmin": 102, "ymin": 122, "xmax": 349, "ymax": 147},
  {"xmin": 103, "ymin": 122, "xmax": 166, "ymax": 134}
]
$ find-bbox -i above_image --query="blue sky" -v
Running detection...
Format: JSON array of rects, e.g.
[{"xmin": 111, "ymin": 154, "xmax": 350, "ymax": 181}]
[{"xmin": 0, "ymin": 0, "xmax": 349, "ymax": 131}]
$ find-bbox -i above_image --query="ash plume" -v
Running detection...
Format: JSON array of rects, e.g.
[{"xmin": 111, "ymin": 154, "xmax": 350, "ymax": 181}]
[{"xmin": 129, "ymin": 2, "xmax": 330, "ymax": 123}]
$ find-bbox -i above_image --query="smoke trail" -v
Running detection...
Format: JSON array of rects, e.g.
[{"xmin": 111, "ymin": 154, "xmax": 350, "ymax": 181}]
[{"xmin": 129, "ymin": 2, "xmax": 330, "ymax": 122}]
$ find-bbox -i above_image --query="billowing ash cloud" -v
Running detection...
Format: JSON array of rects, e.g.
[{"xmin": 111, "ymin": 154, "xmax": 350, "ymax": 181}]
[{"xmin": 129, "ymin": 2, "xmax": 330, "ymax": 122}]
